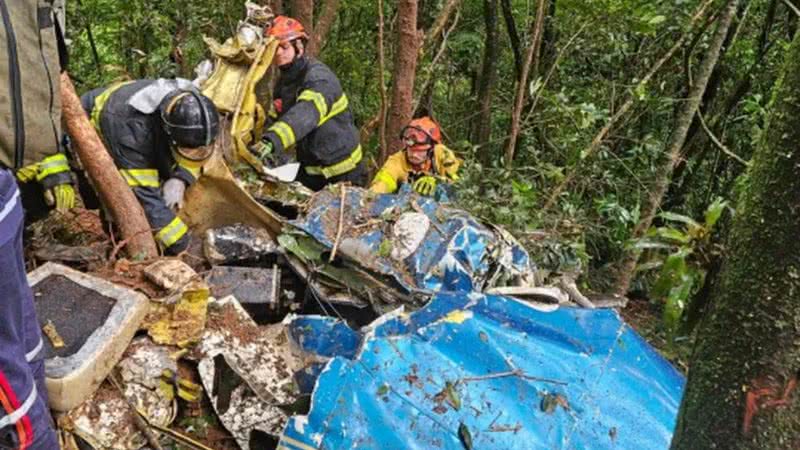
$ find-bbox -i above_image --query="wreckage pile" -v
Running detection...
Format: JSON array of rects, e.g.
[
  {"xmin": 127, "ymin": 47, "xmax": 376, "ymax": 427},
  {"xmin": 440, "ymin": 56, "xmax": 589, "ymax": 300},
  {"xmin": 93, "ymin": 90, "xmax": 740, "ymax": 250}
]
[{"xmin": 27, "ymin": 182, "xmax": 685, "ymax": 450}]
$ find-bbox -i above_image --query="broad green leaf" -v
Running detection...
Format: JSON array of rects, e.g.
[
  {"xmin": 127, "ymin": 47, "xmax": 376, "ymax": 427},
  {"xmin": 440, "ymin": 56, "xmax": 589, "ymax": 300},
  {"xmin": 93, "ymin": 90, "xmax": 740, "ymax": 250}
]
[
  {"xmin": 655, "ymin": 227, "xmax": 691, "ymax": 244},
  {"xmin": 704, "ymin": 198, "xmax": 728, "ymax": 229},
  {"xmin": 647, "ymin": 15, "xmax": 667, "ymax": 25},
  {"xmin": 631, "ymin": 238, "xmax": 674, "ymax": 251},
  {"xmin": 658, "ymin": 211, "xmax": 701, "ymax": 228},
  {"xmin": 651, "ymin": 249, "xmax": 691, "ymax": 298}
]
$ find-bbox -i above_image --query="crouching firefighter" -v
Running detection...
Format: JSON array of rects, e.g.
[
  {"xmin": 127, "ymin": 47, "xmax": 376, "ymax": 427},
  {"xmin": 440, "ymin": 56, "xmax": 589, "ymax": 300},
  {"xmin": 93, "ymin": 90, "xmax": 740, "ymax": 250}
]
[
  {"xmin": 370, "ymin": 117, "xmax": 461, "ymax": 196},
  {"xmin": 79, "ymin": 79, "xmax": 220, "ymax": 254},
  {"xmin": 250, "ymin": 16, "xmax": 366, "ymax": 190}
]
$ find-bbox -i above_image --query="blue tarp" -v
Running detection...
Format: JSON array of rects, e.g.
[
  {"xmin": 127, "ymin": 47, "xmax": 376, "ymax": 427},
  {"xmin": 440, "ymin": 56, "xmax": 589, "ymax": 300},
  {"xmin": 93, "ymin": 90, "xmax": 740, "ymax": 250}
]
[
  {"xmin": 290, "ymin": 186, "xmax": 533, "ymax": 294},
  {"xmin": 279, "ymin": 293, "xmax": 685, "ymax": 450}
]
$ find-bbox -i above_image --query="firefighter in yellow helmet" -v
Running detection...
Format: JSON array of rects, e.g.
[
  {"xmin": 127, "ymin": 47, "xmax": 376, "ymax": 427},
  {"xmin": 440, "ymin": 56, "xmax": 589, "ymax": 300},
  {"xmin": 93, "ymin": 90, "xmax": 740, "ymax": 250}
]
[{"xmin": 370, "ymin": 117, "xmax": 461, "ymax": 195}]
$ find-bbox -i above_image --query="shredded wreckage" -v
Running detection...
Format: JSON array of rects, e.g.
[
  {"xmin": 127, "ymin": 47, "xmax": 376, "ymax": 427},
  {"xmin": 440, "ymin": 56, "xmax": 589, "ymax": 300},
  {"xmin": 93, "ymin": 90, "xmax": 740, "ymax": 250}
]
[{"xmin": 28, "ymin": 3, "xmax": 684, "ymax": 449}]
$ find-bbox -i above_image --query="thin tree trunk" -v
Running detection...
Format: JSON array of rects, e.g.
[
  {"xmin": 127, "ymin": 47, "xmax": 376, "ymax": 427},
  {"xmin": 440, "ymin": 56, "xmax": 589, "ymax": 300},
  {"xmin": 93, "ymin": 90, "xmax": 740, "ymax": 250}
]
[
  {"xmin": 270, "ymin": 0, "xmax": 283, "ymax": 14},
  {"xmin": 613, "ymin": 0, "xmax": 739, "ymax": 296},
  {"xmin": 541, "ymin": 0, "xmax": 715, "ymax": 211},
  {"xmin": 377, "ymin": 0, "xmax": 389, "ymax": 163},
  {"xmin": 308, "ymin": 0, "xmax": 340, "ymax": 56},
  {"xmin": 500, "ymin": 0, "xmax": 522, "ymax": 80},
  {"xmin": 76, "ymin": 0, "xmax": 101, "ymax": 73},
  {"xmin": 472, "ymin": 0, "xmax": 500, "ymax": 147},
  {"xmin": 414, "ymin": 9, "xmax": 460, "ymax": 117},
  {"xmin": 503, "ymin": 0, "xmax": 547, "ymax": 168},
  {"xmin": 671, "ymin": 30, "xmax": 800, "ymax": 449},
  {"xmin": 60, "ymin": 73, "xmax": 158, "ymax": 259},
  {"xmin": 291, "ymin": 0, "xmax": 314, "ymax": 32},
  {"xmin": 386, "ymin": 0, "xmax": 420, "ymax": 154},
  {"xmin": 423, "ymin": 0, "xmax": 462, "ymax": 49}
]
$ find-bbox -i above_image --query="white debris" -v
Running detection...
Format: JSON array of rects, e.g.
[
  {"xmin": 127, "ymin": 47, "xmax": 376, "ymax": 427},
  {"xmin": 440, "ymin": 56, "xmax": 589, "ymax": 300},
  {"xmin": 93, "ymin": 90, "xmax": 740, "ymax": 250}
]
[{"xmin": 390, "ymin": 212, "xmax": 430, "ymax": 261}]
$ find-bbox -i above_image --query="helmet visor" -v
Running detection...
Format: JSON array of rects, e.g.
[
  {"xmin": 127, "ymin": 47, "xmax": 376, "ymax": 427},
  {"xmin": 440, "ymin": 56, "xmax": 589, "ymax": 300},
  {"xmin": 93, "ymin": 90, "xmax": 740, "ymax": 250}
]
[{"xmin": 401, "ymin": 127, "xmax": 430, "ymax": 147}]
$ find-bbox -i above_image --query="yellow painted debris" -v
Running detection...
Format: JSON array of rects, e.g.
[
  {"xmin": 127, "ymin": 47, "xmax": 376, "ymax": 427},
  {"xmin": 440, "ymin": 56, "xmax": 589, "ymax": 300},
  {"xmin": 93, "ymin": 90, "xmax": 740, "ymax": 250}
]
[
  {"xmin": 443, "ymin": 310, "xmax": 473, "ymax": 324},
  {"xmin": 148, "ymin": 282, "xmax": 210, "ymax": 348},
  {"xmin": 42, "ymin": 320, "xmax": 65, "ymax": 348}
]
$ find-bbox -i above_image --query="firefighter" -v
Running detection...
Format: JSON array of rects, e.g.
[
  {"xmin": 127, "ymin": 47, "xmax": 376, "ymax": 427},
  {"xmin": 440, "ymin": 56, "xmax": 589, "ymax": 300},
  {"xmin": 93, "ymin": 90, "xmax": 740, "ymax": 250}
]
[
  {"xmin": 79, "ymin": 79, "xmax": 220, "ymax": 254},
  {"xmin": 251, "ymin": 16, "xmax": 366, "ymax": 191},
  {"xmin": 370, "ymin": 117, "xmax": 461, "ymax": 195},
  {"xmin": 1, "ymin": 1, "xmax": 66, "ymax": 448},
  {"xmin": 1, "ymin": 0, "xmax": 75, "ymax": 222}
]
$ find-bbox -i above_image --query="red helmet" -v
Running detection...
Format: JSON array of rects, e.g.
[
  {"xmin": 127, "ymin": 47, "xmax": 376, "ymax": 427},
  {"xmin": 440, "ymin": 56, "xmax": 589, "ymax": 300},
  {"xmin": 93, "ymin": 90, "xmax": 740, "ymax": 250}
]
[
  {"xmin": 401, "ymin": 117, "xmax": 442, "ymax": 146},
  {"xmin": 266, "ymin": 16, "xmax": 309, "ymax": 44}
]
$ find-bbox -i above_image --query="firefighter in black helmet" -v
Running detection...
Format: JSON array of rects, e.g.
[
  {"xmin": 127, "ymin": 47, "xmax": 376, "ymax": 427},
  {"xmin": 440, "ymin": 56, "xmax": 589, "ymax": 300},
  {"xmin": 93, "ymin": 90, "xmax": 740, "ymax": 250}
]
[{"xmin": 78, "ymin": 79, "xmax": 220, "ymax": 254}]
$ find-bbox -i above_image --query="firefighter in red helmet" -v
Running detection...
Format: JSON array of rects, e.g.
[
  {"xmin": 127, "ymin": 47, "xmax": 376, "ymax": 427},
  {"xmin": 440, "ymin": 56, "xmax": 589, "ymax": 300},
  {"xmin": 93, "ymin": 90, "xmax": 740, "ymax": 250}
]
[
  {"xmin": 370, "ymin": 117, "xmax": 461, "ymax": 195},
  {"xmin": 252, "ymin": 16, "xmax": 366, "ymax": 190}
]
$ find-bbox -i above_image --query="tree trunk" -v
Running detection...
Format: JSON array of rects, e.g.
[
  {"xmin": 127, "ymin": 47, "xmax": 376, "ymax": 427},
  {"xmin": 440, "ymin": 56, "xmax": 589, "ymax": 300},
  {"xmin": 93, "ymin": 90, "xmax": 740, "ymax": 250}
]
[
  {"xmin": 308, "ymin": 0, "xmax": 340, "ymax": 56},
  {"xmin": 386, "ymin": 0, "xmax": 420, "ymax": 154},
  {"xmin": 270, "ymin": 0, "xmax": 283, "ymax": 14},
  {"xmin": 503, "ymin": 0, "xmax": 547, "ymax": 168},
  {"xmin": 612, "ymin": 0, "xmax": 739, "ymax": 296},
  {"xmin": 291, "ymin": 0, "xmax": 314, "ymax": 32},
  {"xmin": 60, "ymin": 73, "xmax": 158, "ymax": 259},
  {"xmin": 671, "ymin": 30, "xmax": 800, "ymax": 449},
  {"xmin": 500, "ymin": 0, "xmax": 522, "ymax": 80},
  {"xmin": 541, "ymin": 0, "xmax": 714, "ymax": 212},
  {"xmin": 472, "ymin": 0, "xmax": 500, "ymax": 147},
  {"xmin": 377, "ymin": 0, "xmax": 389, "ymax": 163}
]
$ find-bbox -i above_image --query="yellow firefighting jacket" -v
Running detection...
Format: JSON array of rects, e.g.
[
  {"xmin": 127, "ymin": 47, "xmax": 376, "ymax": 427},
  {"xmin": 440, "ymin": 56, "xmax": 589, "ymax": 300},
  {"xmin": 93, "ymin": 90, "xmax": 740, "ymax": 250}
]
[{"xmin": 371, "ymin": 144, "xmax": 461, "ymax": 194}]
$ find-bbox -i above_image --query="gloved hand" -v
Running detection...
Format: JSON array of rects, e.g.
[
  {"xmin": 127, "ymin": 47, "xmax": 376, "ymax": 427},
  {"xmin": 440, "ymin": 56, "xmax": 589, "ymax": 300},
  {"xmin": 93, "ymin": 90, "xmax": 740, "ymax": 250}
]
[
  {"xmin": 17, "ymin": 153, "xmax": 76, "ymax": 212},
  {"xmin": 162, "ymin": 178, "xmax": 186, "ymax": 210},
  {"xmin": 250, "ymin": 140, "xmax": 274, "ymax": 162},
  {"xmin": 412, "ymin": 175, "xmax": 437, "ymax": 196},
  {"xmin": 45, "ymin": 184, "xmax": 76, "ymax": 212}
]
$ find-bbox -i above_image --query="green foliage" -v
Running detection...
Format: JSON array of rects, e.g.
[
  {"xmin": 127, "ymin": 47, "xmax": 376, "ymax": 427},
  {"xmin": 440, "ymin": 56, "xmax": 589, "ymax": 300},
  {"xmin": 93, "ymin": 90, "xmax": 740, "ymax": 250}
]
[
  {"xmin": 635, "ymin": 198, "xmax": 728, "ymax": 341},
  {"xmin": 65, "ymin": 0, "xmax": 791, "ymax": 312}
]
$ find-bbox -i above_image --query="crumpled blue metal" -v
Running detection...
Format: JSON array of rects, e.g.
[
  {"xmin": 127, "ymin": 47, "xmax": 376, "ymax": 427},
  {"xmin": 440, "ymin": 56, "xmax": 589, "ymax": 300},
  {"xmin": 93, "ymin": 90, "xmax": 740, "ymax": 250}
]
[
  {"xmin": 279, "ymin": 293, "xmax": 685, "ymax": 450},
  {"xmin": 290, "ymin": 185, "xmax": 532, "ymax": 293}
]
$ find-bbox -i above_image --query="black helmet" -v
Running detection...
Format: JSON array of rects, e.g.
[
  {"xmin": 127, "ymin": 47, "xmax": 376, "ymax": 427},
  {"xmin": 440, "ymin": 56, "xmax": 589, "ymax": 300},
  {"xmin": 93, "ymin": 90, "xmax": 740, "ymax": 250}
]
[{"xmin": 160, "ymin": 90, "xmax": 220, "ymax": 148}]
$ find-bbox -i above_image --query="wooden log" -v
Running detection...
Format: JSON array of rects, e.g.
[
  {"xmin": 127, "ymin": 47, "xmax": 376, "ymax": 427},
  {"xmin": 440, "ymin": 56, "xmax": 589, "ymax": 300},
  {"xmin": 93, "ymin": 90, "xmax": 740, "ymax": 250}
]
[{"xmin": 60, "ymin": 73, "xmax": 158, "ymax": 259}]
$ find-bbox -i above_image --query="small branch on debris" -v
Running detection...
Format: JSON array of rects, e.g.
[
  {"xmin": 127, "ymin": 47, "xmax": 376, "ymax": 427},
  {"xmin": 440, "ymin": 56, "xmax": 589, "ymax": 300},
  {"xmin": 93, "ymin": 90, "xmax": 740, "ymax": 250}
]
[
  {"xmin": 147, "ymin": 421, "xmax": 216, "ymax": 450},
  {"xmin": 460, "ymin": 369, "xmax": 567, "ymax": 386},
  {"xmin": 558, "ymin": 276, "xmax": 595, "ymax": 309},
  {"xmin": 329, "ymin": 185, "xmax": 347, "ymax": 262},
  {"xmin": 108, "ymin": 373, "xmax": 164, "ymax": 450},
  {"xmin": 109, "ymin": 228, "xmax": 157, "ymax": 261}
]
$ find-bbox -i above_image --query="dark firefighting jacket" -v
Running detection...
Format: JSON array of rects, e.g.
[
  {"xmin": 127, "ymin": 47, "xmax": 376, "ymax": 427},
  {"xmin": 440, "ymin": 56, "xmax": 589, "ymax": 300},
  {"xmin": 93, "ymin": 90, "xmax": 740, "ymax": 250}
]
[
  {"xmin": 263, "ymin": 56, "xmax": 362, "ymax": 181},
  {"xmin": 81, "ymin": 79, "xmax": 200, "ymax": 254}
]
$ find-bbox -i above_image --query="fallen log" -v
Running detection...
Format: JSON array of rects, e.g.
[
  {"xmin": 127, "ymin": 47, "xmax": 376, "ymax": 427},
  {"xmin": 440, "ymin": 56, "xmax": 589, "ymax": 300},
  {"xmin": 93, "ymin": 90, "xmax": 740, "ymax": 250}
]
[{"xmin": 60, "ymin": 73, "xmax": 158, "ymax": 259}]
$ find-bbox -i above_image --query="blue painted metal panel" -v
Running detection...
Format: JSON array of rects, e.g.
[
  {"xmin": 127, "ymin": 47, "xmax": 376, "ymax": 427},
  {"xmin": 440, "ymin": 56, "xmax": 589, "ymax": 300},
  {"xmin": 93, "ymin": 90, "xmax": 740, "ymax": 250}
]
[
  {"xmin": 289, "ymin": 186, "xmax": 532, "ymax": 294},
  {"xmin": 280, "ymin": 293, "xmax": 685, "ymax": 450}
]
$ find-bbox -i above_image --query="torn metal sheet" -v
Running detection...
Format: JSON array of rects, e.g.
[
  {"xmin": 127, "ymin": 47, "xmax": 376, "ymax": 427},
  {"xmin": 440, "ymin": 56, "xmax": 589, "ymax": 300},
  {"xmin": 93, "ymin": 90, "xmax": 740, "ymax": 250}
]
[
  {"xmin": 203, "ymin": 223, "xmax": 279, "ymax": 265},
  {"xmin": 207, "ymin": 265, "xmax": 281, "ymax": 324},
  {"xmin": 197, "ymin": 296, "xmax": 303, "ymax": 448},
  {"xmin": 288, "ymin": 185, "xmax": 536, "ymax": 295},
  {"xmin": 280, "ymin": 293, "xmax": 685, "ymax": 449},
  {"xmin": 64, "ymin": 338, "xmax": 176, "ymax": 450}
]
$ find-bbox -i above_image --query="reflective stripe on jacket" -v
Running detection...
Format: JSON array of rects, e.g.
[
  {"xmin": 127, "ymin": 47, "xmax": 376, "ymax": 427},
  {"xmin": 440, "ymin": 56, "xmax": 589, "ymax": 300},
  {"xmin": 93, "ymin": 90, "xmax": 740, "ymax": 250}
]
[{"xmin": 371, "ymin": 144, "xmax": 462, "ymax": 194}]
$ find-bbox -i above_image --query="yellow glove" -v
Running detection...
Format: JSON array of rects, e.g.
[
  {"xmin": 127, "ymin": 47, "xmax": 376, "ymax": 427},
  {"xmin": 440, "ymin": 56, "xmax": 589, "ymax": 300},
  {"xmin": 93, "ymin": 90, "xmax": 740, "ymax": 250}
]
[
  {"xmin": 412, "ymin": 175, "xmax": 437, "ymax": 196},
  {"xmin": 19, "ymin": 154, "xmax": 76, "ymax": 211},
  {"xmin": 15, "ymin": 163, "xmax": 41, "ymax": 183},
  {"xmin": 49, "ymin": 184, "xmax": 76, "ymax": 212}
]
